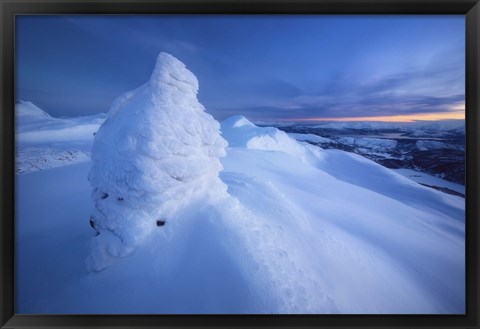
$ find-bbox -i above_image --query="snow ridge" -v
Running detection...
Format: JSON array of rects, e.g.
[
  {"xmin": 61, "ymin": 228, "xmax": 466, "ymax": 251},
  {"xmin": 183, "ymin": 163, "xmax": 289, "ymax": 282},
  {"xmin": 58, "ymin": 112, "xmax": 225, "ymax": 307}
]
[
  {"xmin": 221, "ymin": 115, "xmax": 308, "ymax": 160},
  {"xmin": 15, "ymin": 100, "xmax": 52, "ymax": 124}
]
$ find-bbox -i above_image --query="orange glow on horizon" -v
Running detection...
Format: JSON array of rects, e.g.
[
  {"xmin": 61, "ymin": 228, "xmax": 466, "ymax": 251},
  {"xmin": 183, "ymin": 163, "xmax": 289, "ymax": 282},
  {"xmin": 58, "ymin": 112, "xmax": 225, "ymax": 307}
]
[{"xmin": 280, "ymin": 110, "xmax": 465, "ymax": 123}]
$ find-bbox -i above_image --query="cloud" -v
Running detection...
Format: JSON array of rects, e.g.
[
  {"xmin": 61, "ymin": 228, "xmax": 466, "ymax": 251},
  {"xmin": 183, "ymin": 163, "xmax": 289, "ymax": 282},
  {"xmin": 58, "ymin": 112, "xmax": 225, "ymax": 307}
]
[
  {"xmin": 223, "ymin": 56, "xmax": 464, "ymax": 121},
  {"xmin": 216, "ymin": 92, "xmax": 465, "ymax": 122}
]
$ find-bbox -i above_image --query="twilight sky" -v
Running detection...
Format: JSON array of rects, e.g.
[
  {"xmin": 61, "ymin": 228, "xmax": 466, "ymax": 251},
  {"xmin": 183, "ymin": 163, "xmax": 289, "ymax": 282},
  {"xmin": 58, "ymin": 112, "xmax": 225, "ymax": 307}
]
[{"xmin": 15, "ymin": 15, "xmax": 465, "ymax": 122}]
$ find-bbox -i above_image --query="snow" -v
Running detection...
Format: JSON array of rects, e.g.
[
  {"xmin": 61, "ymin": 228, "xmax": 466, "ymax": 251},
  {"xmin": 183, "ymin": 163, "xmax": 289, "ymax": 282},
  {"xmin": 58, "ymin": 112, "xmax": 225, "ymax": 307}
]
[
  {"xmin": 221, "ymin": 115, "xmax": 309, "ymax": 161},
  {"xmin": 17, "ymin": 124, "xmax": 100, "ymax": 144},
  {"xmin": 288, "ymin": 132, "xmax": 332, "ymax": 144},
  {"xmin": 87, "ymin": 52, "xmax": 228, "ymax": 271},
  {"xmin": 15, "ymin": 54, "xmax": 465, "ymax": 314},
  {"xmin": 410, "ymin": 129, "xmax": 428, "ymax": 137},
  {"xmin": 314, "ymin": 121, "xmax": 391, "ymax": 130},
  {"xmin": 392, "ymin": 169, "xmax": 465, "ymax": 195},
  {"xmin": 15, "ymin": 100, "xmax": 52, "ymax": 124},
  {"xmin": 220, "ymin": 147, "xmax": 464, "ymax": 313},
  {"xmin": 15, "ymin": 101, "xmax": 105, "ymax": 174},
  {"xmin": 308, "ymin": 120, "xmax": 464, "ymax": 132},
  {"xmin": 15, "ymin": 147, "xmax": 91, "ymax": 174},
  {"xmin": 15, "ymin": 135, "xmax": 466, "ymax": 313},
  {"xmin": 354, "ymin": 137, "xmax": 397, "ymax": 149},
  {"xmin": 336, "ymin": 136, "xmax": 397, "ymax": 150},
  {"xmin": 416, "ymin": 140, "xmax": 464, "ymax": 151}
]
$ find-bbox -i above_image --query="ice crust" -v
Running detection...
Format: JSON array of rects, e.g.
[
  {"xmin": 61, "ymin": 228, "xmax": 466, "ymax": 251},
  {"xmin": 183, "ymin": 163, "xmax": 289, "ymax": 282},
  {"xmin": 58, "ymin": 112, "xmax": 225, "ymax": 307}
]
[{"xmin": 87, "ymin": 53, "xmax": 227, "ymax": 271}]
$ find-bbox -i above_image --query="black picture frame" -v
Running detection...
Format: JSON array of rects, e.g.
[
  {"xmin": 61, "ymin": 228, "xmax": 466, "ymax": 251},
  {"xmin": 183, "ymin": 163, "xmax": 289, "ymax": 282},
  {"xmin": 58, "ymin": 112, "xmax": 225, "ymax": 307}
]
[{"xmin": 1, "ymin": 0, "xmax": 479, "ymax": 328}]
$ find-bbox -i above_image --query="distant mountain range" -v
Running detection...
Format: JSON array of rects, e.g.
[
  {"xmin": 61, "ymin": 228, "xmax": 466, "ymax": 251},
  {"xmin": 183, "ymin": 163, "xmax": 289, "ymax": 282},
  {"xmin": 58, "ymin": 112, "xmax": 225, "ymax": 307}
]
[{"xmin": 270, "ymin": 121, "xmax": 465, "ymax": 186}]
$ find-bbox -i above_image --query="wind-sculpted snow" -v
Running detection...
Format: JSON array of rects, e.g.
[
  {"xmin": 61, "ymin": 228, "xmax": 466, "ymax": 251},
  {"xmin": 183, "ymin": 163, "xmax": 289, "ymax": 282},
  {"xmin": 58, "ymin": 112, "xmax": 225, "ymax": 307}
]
[
  {"xmin": 287, "ymin": 133, "xmax": 332, "ymax": 144},
  {"xmin": 16, "ymin": 115, "xmax": 465, "ymax": 313},
  {"xmin": 215, "ymin": 172, "xmax": 339, "ymax": 313},
  {"xmin": 86, "ymin": 53, "xmax": 228, "ymax": 271},
  {"xmin": 219, "ymin": 118, "xmax": 464, "ymax": 313},
  {"xmin": 221, "ymin": 115, "xmax": 309, "ymax": 161},
  {"xmin": 315, "ymin": 150, "xmax": 464, "ymax": 222},
  {"xmin": 15, "ymin": 63, "xmax": 464, "ymax": 313}
]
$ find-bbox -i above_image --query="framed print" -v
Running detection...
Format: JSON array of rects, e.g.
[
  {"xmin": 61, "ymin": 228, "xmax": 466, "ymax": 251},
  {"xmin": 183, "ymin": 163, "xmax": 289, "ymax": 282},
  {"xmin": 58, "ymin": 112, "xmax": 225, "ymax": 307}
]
[{"xmin": 1, "ymin": 0, "xmax": 479, "ymax": 328}]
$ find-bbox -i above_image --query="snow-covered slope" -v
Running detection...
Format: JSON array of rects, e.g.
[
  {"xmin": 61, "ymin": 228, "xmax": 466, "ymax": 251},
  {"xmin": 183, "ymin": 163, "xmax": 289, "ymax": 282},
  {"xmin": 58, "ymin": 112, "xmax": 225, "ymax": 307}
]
[
  {"xmin": 16, "ymin": 116, "xmax": 465, "ymax": 314},
  {"xmin": 15, "ymin": 101, "xmax": 105, "ymax": 173},
  {"xmin": 15, "ymin": 100, "xmax": 52, "ymax": 126},
  {"xmin": 15, "ymin": 55, "xmax": 464, "ymax": 315},
  {"xmin": 287, "ymin": 132, "xmax": 332, "ymax": 144},
  {"xmin": 221, "ymin": 115, "xmax": 307, "ymax": 159},
  {"xmin": 393, "ymin": 168, "xmax": 465, "ymax": 196}
]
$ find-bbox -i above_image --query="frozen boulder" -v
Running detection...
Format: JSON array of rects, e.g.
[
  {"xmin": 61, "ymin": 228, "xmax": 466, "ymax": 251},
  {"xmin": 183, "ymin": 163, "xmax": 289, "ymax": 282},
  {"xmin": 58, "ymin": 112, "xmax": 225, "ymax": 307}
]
[{"xmin": 86, "ymin": 52, "xmax": 228, "ymax": 271}]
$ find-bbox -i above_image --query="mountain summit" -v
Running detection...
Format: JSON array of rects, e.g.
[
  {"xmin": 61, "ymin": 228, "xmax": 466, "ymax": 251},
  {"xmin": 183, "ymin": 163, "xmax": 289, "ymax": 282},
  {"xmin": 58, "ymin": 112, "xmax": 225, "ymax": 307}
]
[
  {"xmin": 15, "ymin": 100, "xmax": 52, "ymax": 124},
  {"xmin": 149, "ymin": 52, "xmax": 199, "ymax": 95}
]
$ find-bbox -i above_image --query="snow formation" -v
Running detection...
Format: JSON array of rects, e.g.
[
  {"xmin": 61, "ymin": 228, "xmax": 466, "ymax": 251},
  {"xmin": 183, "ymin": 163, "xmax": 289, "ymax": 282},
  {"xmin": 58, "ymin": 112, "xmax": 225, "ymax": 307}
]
[
  {"xmin": 15, "ymin": 100, "xmax": 52, "ymax": 125},
  {"xmin": 221, "ymin": 115, "xmax": 313, "ymax": 161},
  {"xmin": 87, "ymin": 52, "xmax": 227, "ymax": 271},
  {"xmin": 16, "ymin": 114, "xmax": 465, "ymax": 313},
  {"xmin": 287, "ymin": 133, "xmax": 332, "ymax": 144},
  {"xmin": 15, "ymin": 57, "xmax": 465, "ymax": 314},
  {"xmin": 15, "ymin": 101, "xmax": 104, "ymax": 173}
]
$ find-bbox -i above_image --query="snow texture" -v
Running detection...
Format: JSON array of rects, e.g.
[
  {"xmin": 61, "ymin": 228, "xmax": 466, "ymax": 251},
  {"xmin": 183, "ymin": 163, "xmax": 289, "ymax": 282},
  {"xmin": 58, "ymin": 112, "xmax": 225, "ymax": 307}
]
[
  {"xmin": 16, "ymin": 117, "xmax": 465, "ymax": 314},
  {"xmin": 221, "ymin": 115, "xmax": 311, "ymax": 161},
  {"xmin": 86, "ymin": 52, "xmax": 228, "ymax": 271},
  {"xmin": 15, "ymin": 57, "xmax": 465, "ymax": 314},
  {"xmin": 15, "ymin": 100, "xmax": 105, "ymax": 173},
  {"xmin": 16, "ymin": 147, "xmax": 91, "ymax": 174},
  {"xmin": 393, "ymin": 168, "xmax": 465, "ymax": 195},
  {"xmin": 287, "ymin": 133, "xmax": 332, "ymax": 144}
]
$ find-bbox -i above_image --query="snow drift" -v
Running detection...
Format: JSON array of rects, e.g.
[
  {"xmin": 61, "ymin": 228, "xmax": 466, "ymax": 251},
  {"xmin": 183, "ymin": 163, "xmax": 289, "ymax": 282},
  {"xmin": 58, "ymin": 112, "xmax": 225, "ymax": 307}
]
[
  {"xmin": 15, "ymin": 55, "xmax": 465, "ymax": 314},
  {"xmin": 15, "ymin": 100, "xmax": 105, "ymax": 174},
  {"xmin": 16, "ymin": 112, "xmax": 465, "ymax": 313},
  {"xmin": 86, "ymin": 52, "xmax": 227, "ymax": 271},
  {"xmin": 221, "ymin": 115, "xmax": 324, "ymax": 163}
]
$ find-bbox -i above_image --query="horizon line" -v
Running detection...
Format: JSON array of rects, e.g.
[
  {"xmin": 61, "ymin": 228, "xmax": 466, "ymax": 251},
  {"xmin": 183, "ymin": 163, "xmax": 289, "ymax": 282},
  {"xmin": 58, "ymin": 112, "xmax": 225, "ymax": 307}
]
[{"xmin": 267, "ymin": 110, "xmax": 465, "ymax": 123}]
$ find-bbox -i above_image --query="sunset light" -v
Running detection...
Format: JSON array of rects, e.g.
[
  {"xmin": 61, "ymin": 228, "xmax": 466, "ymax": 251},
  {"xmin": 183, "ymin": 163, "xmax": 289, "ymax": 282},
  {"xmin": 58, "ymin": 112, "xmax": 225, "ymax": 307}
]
[{"xmin": 280, "ymin": 108, "xmax": 465, "ymax": 123}]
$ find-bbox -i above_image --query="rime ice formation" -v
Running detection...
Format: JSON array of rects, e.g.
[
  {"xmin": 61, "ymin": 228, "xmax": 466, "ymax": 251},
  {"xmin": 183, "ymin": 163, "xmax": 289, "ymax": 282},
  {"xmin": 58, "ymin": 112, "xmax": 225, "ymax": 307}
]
[{"xmin": 86, "ymin": 52, "xmax": 228, "ymax": 271}]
